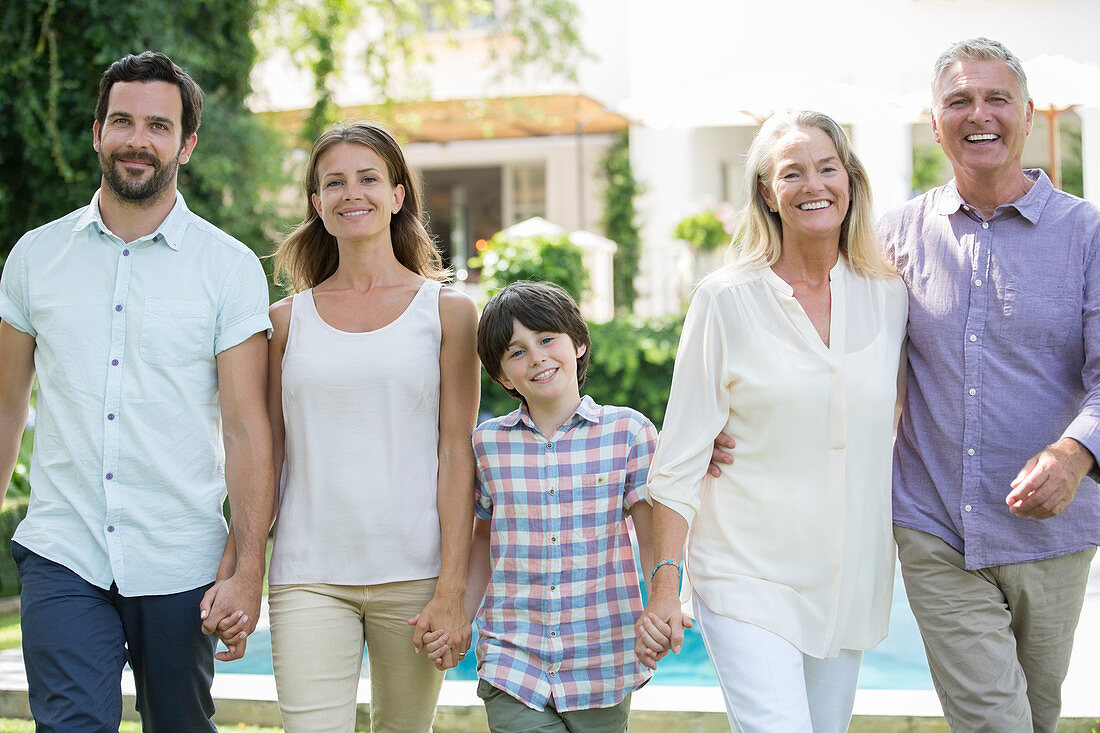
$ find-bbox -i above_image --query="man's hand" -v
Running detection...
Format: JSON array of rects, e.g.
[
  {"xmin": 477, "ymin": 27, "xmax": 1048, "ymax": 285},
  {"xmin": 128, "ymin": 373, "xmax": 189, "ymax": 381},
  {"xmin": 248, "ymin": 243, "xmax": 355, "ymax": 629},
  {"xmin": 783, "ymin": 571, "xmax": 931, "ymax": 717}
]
[
  {"xmin": 410, "ymin": 592, "xmax": 470, "ymax": 670},
  {"xmin": 199, "ymin": 573, "xmax": 262, "ymax": 655},
  {"xmin": 708, "ymin": 432, "xmax": 736, "ymax": 478},
  {"xmin": 634, "ymin": 583, "xmax": 692, "ymax": 670},
  {"xmin": 1006, "ymin": 438, "xmax": 1095, "ymax": 519}
]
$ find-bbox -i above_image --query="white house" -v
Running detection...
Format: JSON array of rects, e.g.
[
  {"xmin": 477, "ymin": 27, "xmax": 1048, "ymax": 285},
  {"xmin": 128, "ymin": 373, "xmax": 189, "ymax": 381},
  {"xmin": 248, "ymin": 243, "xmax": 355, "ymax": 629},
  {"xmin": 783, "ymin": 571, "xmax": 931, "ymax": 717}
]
[{"xmin": 251, "ymin": 0, "xmax": 1100, "ymax": 315}]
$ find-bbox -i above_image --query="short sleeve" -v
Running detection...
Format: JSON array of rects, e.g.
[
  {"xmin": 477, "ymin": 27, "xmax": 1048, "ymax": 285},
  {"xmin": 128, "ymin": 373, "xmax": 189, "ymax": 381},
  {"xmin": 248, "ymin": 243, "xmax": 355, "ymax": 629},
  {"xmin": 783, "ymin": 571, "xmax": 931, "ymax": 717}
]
[
  {"xmin": 473, "ymin": 434, "xmax": 494, "ymax": 520},
  {"xmin": 214, "ymin": 253, "xmax": 272, "ymax": 354},
  {"xmin": 622, "ymin": 414, "xmax": 658, "ymax": 510},
  {"xmin": 0, "ymin": 237, "xmax": 36, "ymax": 336}
]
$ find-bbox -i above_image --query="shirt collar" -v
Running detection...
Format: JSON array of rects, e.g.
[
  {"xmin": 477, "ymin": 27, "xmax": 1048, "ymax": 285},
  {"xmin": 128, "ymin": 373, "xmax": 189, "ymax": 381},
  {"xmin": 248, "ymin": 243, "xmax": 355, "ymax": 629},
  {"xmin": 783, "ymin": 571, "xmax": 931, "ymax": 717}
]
[
  {"xmin": 74, "ymin": 189, "xmax": 191, "ymax": 250},
  {"xmin": 500, "ymin": 394, "xmax": 603, "ymax": 431},
  {"xmin": 936, "ymin": 168, "xmax": 1050, "ymax": 225}
]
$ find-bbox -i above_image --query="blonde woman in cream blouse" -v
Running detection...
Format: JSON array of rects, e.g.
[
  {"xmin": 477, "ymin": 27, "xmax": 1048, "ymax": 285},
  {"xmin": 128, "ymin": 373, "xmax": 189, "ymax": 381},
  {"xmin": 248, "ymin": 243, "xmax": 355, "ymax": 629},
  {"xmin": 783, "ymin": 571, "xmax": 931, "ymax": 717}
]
[{"xmin": 637, "ymin": 111, "xmax": 907, "ymax": 733}]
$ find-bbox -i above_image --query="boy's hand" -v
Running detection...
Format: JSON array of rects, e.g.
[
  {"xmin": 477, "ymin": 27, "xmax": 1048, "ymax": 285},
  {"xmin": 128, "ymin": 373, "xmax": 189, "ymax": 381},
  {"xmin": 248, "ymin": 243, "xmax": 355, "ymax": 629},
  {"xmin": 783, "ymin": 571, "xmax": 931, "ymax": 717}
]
[
  {"xmin": 635, "ymin": 591, "xmax": 693, "ymax": 670},
  {"xmin": 409, "ymin": 602, "xmax": 470, "ymax": 670},
  {"xmin": 414, "ymin": 625, "xmax": 458, "ymax": 669},
  {"xmin": 708, "ymin": 432, "xmax": 735, "ymax": 477}
]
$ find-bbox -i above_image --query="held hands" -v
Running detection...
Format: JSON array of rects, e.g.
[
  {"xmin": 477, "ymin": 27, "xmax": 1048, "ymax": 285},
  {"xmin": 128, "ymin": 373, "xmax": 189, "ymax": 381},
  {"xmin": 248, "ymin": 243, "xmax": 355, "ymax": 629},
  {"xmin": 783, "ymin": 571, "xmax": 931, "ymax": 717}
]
[
  {"xmin": 199, "ymin": 575, "xmax": 261, "ymax": 662},
  {"xmin": 1006, "ymin": 438, "xmax": 1095, "ymax": 519},
  {"xmin": 408, "ymin": 592, "xmax": 471, "ymax": 671}
]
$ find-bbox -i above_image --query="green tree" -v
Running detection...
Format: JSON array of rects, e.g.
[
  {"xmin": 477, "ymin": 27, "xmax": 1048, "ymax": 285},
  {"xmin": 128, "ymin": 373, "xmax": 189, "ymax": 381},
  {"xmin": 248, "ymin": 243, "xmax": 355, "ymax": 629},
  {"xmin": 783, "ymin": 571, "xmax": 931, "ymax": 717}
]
[
  {"xmin": 0, "ymin": 0, "xmax": 289, "ymax": 265},
  {"xmin": 911, "ymin": 142, "xmax": 951, "ymax": 194},
  {"xmin": 477, "ymin": 232, "xmax": 588, "ymax": 303},
  {"xmin": 600, "ymin": 131, "xmax": 642, "ymax": 311},
  {"xmin": 257, "ymin": 0, "xmax": 584, "ymax": 142}
]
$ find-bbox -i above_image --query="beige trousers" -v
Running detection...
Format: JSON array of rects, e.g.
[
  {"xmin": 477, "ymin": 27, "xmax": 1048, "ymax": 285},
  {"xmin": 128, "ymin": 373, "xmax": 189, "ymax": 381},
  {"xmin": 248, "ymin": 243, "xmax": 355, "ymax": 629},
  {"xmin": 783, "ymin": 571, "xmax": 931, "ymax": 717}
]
[
  {"xmin": 895, "ymin": 526, "xmax": 1094, "ymax": 733},
  {"xmin": 269, "ymin": 579, "xmax": 444, "ymax": 733}
]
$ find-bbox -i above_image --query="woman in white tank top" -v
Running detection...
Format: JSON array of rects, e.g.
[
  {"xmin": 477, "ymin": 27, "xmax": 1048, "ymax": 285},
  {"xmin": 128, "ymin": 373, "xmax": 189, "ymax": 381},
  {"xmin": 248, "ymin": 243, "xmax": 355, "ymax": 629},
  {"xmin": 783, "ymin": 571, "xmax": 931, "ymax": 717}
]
[{"xmin": 263, "ymin": 122, "xmax": 479, "ymax": 732}]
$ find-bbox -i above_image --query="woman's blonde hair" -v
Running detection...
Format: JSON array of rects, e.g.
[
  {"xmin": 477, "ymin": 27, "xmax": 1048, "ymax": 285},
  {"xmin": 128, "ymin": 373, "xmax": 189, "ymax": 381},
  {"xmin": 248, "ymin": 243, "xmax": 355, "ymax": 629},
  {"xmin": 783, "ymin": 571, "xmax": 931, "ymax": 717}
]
[
  {"xmin": 733, "ymin": 110, "xmax": 894, "ymax": 279},
  {"xmin": 274, "ymin": 121, "xmax": 449, "ymax": 292}
]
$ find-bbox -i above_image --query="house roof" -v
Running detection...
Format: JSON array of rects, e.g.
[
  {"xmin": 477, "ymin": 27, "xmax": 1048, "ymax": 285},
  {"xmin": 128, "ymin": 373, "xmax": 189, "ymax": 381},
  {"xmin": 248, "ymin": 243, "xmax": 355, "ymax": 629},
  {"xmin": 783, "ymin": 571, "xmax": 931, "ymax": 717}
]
[{"xmin": 261, "ymin": 93, "xmax": 628, "ymax": 143}]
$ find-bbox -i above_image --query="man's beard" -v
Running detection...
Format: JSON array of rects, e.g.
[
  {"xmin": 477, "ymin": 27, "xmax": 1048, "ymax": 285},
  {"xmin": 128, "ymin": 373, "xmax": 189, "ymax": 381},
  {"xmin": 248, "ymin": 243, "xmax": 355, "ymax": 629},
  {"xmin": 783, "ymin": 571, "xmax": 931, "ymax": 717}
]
[{"xmin": 99, "ymin": 147, "xmax": 179, "ymax": 203}]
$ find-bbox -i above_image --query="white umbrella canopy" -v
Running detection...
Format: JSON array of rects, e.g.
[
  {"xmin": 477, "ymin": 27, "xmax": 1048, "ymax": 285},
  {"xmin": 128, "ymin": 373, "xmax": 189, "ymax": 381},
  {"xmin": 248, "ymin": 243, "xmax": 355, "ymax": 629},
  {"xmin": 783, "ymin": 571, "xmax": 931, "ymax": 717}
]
[
  {"xmin": 1024, "ymin": 54, "xmax": 1100, "ymax": 109},
  {"xmin": 1022, "ymin": 54, "xmax": 1100, "ymax": 188},
  {"xmin": 618, "ymin": 72, "xmax": 918, "ymax": 128}
]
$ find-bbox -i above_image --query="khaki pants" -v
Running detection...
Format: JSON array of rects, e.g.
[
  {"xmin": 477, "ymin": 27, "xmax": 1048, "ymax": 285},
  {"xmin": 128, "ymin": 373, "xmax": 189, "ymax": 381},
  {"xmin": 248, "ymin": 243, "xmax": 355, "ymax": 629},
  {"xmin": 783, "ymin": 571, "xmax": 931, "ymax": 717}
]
[
  {"xmin": 895, "ymin": 526, "xmax": 1094, "ymax": 733},
  {"xmin": 269, "ymin": 579, "xmax": 444, "ymax": 733}
]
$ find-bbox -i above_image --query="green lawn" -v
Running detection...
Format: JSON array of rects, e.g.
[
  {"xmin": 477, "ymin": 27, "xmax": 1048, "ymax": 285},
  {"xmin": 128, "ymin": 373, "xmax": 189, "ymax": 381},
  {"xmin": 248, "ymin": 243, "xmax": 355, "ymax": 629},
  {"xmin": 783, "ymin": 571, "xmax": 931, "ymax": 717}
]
[
  {"xmin": 0, "ymin": 722, "xmax": 284, "ymax": 732},
  {"xmin": 0, "ymin": 613, "xmax": 18, "ymax": 651}
]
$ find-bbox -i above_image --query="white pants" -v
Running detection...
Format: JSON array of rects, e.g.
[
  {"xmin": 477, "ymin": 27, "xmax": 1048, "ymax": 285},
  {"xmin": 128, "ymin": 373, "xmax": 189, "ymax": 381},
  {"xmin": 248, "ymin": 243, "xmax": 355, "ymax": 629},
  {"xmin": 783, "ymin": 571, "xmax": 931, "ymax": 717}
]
[{"xmin": 693, "ymin": 596, "xmax": 862, "ymax": 733}]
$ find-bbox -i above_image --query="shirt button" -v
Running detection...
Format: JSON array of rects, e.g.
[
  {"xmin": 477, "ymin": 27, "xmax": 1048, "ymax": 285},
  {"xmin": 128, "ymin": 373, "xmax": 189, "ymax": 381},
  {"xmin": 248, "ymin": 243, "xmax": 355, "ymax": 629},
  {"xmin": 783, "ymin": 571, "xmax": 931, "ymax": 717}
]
[
  {"xmin": 546, "ymin": 442, "xmax": 553, "ymax": 450},
  {"xmin": 123, "ymin": 249, "xmax": 130, "ymax": 256},
  {"xmin": 969, "ymin": 334, "xmax": 977, "ymax": 342},
  {"xmin": 105, "ymin": 473, "xmax": 113, "ymax": 480},
  {"xmin": 550, "ymin": 631, "xmax": 557, "ymax": 637},
  {"xmin": 974, "ymin": 279, "xmax": 982, "ymax": 287},
  {"xmin": 549, "ymin": 585, "xmax": 556, "ymax": 591},
  {"xmin": 549, "ymin": 671, "xmax": 556, "ymax": 677},
  {"xmin": 550, "ymin": 536, "xmax": 557, "ymax": 543},
  {"xmin": 964, "ymin": 505, "xmax": 973, "ymax": 512},
  {"xmin": 107, "ymin": 413, "xmax": 115, "ymax": 421},
  {"xmin": 111, "ymin": 359, "xmax": 119, "ymax": 366},
  {"xmin": 115, "ymin": 304, "xmax": 123, "ymax": 312},
  {"xmin": 549, "ymin": 488, "xmax": 555, "ymax": 495},
  {"xmin": 969, "ymin": 388, "xmax": 976, "ymax": 396},
  {"xmin": 967, "ymin": 448, "xmax": 976, "ymax": 456},
  {"xmin": 981, "ymin": 222, "xmax": 989, "ymax": 229},
  {"xmin": 107, "ymin": 525, "xmax": 115, "ymax": 532}
]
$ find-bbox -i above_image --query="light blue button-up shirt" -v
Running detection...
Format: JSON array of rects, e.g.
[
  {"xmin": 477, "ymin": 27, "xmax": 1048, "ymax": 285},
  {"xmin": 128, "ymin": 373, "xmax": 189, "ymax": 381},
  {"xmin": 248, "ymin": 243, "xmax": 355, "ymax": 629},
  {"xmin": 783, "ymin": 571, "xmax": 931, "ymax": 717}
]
[{"xmin": 0, "ymin": 191, "xmax": 271, "ymax": 596}]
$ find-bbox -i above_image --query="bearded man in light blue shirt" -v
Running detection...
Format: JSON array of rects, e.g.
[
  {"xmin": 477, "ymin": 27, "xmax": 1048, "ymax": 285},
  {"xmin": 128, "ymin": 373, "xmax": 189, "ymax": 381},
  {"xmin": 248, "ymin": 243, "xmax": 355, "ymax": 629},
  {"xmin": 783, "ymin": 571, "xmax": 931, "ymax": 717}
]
[{"xmin": 0, "ymin": 51, "xmax": 273, "ymax": 732}]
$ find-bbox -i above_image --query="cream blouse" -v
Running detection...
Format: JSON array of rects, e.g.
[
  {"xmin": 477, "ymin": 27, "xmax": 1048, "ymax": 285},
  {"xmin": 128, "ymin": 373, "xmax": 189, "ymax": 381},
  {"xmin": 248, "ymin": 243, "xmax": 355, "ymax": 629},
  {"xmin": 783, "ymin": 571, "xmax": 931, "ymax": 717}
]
[{"xmin": 648, "ymin": 256, "xmax": 907, "ymax": 658}]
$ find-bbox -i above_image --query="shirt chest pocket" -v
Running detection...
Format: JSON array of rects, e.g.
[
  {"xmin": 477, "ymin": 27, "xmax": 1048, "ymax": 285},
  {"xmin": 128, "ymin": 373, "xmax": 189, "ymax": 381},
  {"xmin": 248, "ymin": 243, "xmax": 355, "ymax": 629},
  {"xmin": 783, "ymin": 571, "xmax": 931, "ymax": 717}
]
[
  {"xmin": 573, "ymin": 469, "xmax": 627, "ymax": 539},
  {"xmin": 997, "ymin": 277, "xmax": 1077, "ymax": 350},
  {"xmin": 140, "ymin": 298, "xmax": 212, "ymax": 366}
]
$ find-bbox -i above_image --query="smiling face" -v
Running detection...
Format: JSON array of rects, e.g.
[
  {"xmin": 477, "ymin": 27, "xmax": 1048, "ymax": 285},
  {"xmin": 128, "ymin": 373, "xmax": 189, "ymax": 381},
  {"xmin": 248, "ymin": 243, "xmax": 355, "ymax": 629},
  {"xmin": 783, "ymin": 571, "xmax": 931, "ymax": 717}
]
[
  {"xmin": 758, "ymin": 125, "xmax": 850, "ymax": 246},
  {"xmin": 310, "ymin": 142, "xmax": 405, "ymax": 245},
  {"xmin": 932, "ymin": 58, "xmax": 1034, "ymax": 185},
  {"xmin": 497, "ymin": 319, "xmax": 587, "ymax": 416},
  {"xmin": 92, "ymin": 80, "xmax": 196, "ymax": 204}
]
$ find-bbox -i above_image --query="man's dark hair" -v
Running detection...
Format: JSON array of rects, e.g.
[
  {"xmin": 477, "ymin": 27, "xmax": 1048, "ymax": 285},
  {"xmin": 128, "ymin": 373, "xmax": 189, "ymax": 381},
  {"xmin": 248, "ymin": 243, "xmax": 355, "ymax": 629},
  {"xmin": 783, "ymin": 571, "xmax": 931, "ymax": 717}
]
[
  {"xmin": 477, "ymin": 281, "xmax": 592, "ymax": 403},
  {"xmin": 95, "ymin": 51, "xmax": 204, "ymax": 143}
]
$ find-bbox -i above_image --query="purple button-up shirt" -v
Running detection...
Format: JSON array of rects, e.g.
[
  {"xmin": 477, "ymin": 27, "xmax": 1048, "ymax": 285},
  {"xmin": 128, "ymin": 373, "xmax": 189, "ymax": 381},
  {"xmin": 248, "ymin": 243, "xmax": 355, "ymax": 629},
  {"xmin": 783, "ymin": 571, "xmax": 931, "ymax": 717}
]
[{"xmin": 881, "ymin": 170, "xmax": 1100, "ymax": 569}]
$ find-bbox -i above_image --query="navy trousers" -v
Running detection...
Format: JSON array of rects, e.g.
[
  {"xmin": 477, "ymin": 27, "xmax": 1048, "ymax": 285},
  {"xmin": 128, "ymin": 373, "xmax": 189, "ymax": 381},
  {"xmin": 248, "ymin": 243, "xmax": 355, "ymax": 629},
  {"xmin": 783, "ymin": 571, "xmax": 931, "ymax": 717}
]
[{"xmin": 13, "ymin": 542, "xmax": 217, "ymax": 733}]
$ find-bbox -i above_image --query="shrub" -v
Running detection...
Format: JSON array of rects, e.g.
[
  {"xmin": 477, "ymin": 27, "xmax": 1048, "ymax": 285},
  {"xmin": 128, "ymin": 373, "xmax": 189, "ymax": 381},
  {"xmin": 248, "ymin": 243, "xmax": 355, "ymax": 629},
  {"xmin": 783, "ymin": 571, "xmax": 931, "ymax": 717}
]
[{"xmin": 476, "ymin": 233, "xmax": 587, "ymax": 304}]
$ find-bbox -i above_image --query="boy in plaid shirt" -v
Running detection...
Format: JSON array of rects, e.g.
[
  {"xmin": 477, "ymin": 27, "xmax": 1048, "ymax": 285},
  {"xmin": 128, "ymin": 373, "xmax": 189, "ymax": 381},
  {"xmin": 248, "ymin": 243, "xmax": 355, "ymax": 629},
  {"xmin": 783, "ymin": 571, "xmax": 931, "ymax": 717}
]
[{"xmin": 425, "ymin": 281, "xmax": 666, "ymax": 731}]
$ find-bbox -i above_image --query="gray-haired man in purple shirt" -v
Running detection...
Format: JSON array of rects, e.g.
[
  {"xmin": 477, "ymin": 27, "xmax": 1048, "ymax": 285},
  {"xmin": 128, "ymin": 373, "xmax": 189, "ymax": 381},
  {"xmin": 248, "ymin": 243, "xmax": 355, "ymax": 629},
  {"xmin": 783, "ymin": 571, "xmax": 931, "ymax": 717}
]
[{"xmin": 880, "ymin": 38, "xmax": 1100, "ymax": 732}]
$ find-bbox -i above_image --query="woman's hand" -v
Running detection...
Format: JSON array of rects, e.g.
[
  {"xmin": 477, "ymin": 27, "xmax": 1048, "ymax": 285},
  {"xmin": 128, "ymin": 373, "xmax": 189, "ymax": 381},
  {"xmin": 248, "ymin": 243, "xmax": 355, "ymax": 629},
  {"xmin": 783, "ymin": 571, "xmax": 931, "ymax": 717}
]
[
  {"xmin": 635, "ymin": 587, "xmax": 693, "ymax": 670},
  {"xmin": 409, "ymin": 593, "xmax": 471, "ymax": 670}
]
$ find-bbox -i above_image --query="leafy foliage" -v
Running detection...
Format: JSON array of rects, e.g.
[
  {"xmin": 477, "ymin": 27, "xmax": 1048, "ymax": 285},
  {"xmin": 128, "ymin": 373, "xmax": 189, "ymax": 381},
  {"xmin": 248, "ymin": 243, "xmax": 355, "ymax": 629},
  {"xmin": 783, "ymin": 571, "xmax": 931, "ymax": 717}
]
[
  {"xmin": 476, "ymin": 233, "xmax": 588, "ymax": 303},
  {"xmin": 600, "ymin": 131, "xmax": 642, "ymax": 311},
  {"xmin": 0, "ymin": 0, "xmax": 291, "ymax": 264},
  {"xmin": 673, "ymin": 204, "xmax": 736, "ymax": 252},
  {"xmin": 257, "ymin": 0, "xmax": 584, "ymax": 142},
  {"xmin": 911, "ymin": 142, "xmax": 951, "ymax": 194},
  {"xmin": 0, "ymin": 495, "xmax": 28, "ymax": 596},
  {"xmin": 479, "ymin": 312, "xmax": 684, "ymax": 426},
  {"xmin": 1060, "ymin": 121, "xmax": 1084, "ymax": 198}
]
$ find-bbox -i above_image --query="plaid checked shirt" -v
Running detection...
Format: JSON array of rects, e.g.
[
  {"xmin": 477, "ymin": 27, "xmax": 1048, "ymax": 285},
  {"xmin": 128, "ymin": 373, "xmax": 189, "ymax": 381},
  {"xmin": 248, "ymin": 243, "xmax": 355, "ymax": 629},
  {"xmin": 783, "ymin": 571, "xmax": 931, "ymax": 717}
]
[{"xmin": 472, "ymin": 396, "xmax": 656, "ymax": 711}]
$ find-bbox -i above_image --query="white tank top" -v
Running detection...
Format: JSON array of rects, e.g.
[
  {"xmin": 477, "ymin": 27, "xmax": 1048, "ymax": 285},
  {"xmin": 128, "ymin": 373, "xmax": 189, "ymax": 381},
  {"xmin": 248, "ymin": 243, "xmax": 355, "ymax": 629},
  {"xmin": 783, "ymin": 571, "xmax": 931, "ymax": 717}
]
[{"xmin": 269, "ymin": 280, "xmax": 443, "ymax": 585}]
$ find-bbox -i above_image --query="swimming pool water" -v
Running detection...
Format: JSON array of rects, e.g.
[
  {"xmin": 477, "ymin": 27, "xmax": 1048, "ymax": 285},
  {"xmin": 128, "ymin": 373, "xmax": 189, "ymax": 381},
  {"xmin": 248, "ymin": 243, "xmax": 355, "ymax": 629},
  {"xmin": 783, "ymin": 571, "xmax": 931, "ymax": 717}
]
[{"xmin": 215, "ymin": 567, "xmax": 933, "ymax": 690}]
